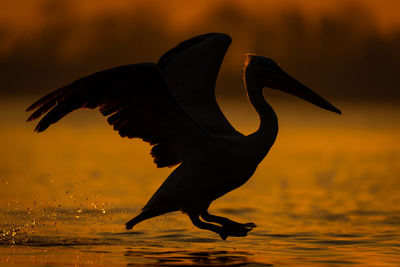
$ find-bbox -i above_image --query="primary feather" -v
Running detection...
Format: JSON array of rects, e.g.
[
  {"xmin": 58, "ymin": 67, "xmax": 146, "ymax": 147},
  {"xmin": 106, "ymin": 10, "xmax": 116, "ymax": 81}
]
[
  {"xmin": 27, "ymin": 63, "xmax": 213, "ymax": 168},
  {"xmin": 158, "ymin": 33, "xmax": 242, "ymax": 138}
]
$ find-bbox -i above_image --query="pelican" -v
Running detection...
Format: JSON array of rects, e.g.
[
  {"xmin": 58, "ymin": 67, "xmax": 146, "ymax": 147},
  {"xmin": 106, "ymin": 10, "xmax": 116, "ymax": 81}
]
[{"xmin": 27, "ymin": 33, "xmax": 341, "ymax": 240}]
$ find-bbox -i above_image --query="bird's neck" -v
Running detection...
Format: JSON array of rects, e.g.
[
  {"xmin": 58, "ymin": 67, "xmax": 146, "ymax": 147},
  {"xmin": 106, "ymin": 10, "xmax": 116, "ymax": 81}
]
[{"xmin": 244, "ymin": 70, "xmax": 278, "ymax": 158}]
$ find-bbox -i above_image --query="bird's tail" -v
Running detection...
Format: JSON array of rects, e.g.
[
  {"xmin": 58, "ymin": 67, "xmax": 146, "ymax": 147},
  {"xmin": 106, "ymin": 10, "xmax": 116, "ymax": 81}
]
[
  {"xmin": 125, "ymin": 208, "xmax": 174, "ymax": 230},
  {"xmin": 125, "ymin": 213, "xmax": 148, "ymax": 230}
]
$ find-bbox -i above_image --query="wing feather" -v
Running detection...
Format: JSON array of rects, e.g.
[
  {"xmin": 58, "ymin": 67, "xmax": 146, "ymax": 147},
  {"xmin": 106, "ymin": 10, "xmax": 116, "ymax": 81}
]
[
  {"xmin": 27, "ymin": 63, "xmax": 212, "ymax": 168},
  {"xmin": 158, "ymin": 33, "xmax": 243, "ymax": 138}
]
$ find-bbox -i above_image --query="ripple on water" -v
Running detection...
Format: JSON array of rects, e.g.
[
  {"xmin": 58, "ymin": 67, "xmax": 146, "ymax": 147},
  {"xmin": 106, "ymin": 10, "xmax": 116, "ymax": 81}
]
[
  {"xmin": 122, "ymin": 249, "xmax": 268, "ymax": 266},
  {"xmin": 309, "ymin": 260, "xmax": 361, "ymax": 265},
  {"xmin": 217, "ymin": 207, "xmax": 259, "ymax": 216},
  {"xmin": 311, "ymin": 239, "xmax": 370, "ymax": 246}
]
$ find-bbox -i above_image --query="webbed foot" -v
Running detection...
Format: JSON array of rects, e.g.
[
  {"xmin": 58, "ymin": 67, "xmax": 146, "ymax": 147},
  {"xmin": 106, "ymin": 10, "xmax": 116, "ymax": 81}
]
[{"xmin": 219, "ymin": 222, "xmax": 256, "ymax": 240}]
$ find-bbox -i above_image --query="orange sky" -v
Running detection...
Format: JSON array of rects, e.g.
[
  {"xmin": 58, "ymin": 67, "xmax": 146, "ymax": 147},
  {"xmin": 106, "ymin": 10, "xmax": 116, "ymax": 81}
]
[
  {"xmin": 1, "ymin": 0, "xmax": 399, "ymax": 101},
  {"xmin": 1, "ymin": 0, "xmax": 400, "ymax": 34}
]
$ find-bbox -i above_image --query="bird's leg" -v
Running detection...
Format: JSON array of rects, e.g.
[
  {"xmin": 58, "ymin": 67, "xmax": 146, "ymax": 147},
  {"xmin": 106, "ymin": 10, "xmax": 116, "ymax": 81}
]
[
  {"xmin": 188, "ymin": 213, "xmax": 228, "ymax": 240},
  {"xmin": 201, "ymin": 211, "xmax": 256, "ymax": 228},
  {"xmin": 200, "ymin": 211, "xmax": 256, "ymax": 236}
]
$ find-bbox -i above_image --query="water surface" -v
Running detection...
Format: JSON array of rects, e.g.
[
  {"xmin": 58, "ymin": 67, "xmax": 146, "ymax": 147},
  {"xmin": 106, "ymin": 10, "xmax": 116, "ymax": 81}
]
[{"xmin": 1, "ymin": 100, "xmax": 399, "ymax": 266}]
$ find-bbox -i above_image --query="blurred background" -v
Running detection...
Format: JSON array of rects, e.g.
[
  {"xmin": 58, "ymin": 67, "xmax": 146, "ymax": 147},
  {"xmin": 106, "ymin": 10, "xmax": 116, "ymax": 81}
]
[
  {"xmin": 0, "ymin": 1, "xmax": 400, "ymax": 265},
  {"xmin": 1, "ymin": 0, "xmax": 400, "ymax": 100}
]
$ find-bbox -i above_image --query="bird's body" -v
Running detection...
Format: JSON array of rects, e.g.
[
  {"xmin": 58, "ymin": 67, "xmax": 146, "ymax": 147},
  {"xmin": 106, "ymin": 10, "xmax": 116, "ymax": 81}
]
[
  {"xmin": 27, "ymin": 33, "xmax": 340, "ymax": 240},
  {"xmin": 145, "ymin": 135, "xmax": 266, "ymax": 214}
]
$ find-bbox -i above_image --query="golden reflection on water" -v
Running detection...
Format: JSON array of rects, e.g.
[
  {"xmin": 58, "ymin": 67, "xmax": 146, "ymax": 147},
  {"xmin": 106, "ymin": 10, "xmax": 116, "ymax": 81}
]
[{"xmin": 0, "ymin": 100, "xmax": 399, "ymax": 265}]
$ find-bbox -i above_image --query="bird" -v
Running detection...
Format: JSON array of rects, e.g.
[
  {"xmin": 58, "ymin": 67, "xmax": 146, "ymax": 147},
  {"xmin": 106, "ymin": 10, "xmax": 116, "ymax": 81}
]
[{"xmin": 26, "ymin": 33, "xmax": 341, "ymax": 240}]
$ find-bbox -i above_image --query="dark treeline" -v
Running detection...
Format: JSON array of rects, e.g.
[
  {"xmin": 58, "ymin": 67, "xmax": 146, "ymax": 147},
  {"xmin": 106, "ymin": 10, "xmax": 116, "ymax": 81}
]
[{"xmin": 1, "ymin": 1, "xmax": 399, "ymax": 101}]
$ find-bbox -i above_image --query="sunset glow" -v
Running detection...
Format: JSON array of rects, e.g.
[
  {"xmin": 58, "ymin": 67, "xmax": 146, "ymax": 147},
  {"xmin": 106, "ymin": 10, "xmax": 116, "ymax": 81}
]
[{"xmin": 1, "ymin": 1, "xmax": 399, "ymax": 266}]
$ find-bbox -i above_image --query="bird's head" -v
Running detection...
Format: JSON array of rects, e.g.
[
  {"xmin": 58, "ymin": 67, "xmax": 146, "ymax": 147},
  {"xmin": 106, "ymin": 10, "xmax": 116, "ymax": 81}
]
[{"xmin": 244, "ymin": 54, "xmax": 341, "ymax": 114}]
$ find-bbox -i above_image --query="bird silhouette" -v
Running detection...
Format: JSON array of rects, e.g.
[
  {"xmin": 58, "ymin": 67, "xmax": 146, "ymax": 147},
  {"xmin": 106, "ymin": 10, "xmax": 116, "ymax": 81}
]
[{"xmin": 26, "ymin": 33, "xmax": 341, "ymax": 240}]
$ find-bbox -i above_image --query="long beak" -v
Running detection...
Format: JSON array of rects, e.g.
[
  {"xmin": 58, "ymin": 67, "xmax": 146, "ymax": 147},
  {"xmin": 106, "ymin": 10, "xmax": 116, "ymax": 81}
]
[{"xmin": 274, "ymin": 72, "xmax": 342, "ymax": 115}]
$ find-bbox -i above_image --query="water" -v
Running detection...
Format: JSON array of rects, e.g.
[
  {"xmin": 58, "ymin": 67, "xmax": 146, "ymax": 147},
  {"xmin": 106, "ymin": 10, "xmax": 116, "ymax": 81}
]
[{"xmin": 1, "ymin": 100, "xmax": 399, "ymax": 265}]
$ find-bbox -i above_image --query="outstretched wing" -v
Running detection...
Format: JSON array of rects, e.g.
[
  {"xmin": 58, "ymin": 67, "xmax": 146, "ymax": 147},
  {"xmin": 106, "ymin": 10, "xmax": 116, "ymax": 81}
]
[
  {"xmin": 158, "ymin": 33, "xmax": 243, "ymax": 138},
  {"xmin": 26, "ymin": 63, "xmax": 213, "ymax": 168}
]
